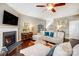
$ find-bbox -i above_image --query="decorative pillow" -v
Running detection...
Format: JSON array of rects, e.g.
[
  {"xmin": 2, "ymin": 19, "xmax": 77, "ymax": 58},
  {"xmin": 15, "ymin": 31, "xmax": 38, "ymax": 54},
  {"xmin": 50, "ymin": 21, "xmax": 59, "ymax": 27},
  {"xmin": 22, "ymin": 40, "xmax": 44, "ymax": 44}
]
[
  {"xmin": 44, "ymin": 32, "xmax": 49, "ymax": 36},
  {"xmin": 53, "ymin": 42, "xmax": 72, "ymax": 56},
  {"xmin": 49, "ymin": 32, "xmax": 54, "ymax": 37},
  {"xmin": 72, "ymin": 44, "xmax": 79, "ymax": 56}
]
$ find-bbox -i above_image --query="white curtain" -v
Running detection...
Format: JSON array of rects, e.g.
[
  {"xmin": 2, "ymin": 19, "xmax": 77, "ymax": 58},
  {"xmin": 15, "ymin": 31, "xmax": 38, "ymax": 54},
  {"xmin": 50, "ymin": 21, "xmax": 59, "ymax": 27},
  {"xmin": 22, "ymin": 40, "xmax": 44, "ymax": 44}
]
[{"xmin": 69, "ymin": 20, "xmax": 79, "ymax": 40}]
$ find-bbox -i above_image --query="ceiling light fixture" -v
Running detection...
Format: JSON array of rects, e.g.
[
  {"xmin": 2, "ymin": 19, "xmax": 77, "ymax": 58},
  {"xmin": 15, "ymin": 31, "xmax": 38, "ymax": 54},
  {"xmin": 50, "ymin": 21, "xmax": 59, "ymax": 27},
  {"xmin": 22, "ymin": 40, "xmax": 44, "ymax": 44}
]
[{"xmin": 47, "ymin": 4, "xmax": 54, "ymax": 10}]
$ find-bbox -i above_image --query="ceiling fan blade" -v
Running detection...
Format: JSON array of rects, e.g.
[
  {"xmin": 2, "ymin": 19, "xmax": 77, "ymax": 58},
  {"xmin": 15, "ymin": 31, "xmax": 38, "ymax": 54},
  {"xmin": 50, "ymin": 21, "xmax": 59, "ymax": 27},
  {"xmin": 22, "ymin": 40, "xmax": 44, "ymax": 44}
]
[
  {"xmin": 54, "ymin": 3, "xmax": 65, "ymax": 7},
  {"xmin": 51, "ymin": 8, "xmax": 56, "ymax": 12},
  {"xmin": 36, "ymin": 5, "xmax": 45, "ymax": 7}
]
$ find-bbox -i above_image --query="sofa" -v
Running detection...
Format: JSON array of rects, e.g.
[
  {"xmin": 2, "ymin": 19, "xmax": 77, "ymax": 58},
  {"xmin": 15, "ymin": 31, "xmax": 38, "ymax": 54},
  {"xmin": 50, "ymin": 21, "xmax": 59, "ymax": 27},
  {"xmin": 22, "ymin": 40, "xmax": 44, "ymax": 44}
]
[
  {"xmin": 32, "ymin": 31, "xmax": 64, "ymax": 44},
  {"xmin": 44, "ymin": 31, "xmax": 64, "ymax": 44},
  {"xmin": 47, "ymin": 38, "xmax": 79, "ymax": 56}
]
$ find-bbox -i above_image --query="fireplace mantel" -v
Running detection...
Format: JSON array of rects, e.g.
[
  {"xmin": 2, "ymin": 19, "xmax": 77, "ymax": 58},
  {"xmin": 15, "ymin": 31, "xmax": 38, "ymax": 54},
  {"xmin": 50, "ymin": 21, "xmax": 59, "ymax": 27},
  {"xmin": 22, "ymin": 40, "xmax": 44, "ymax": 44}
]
[{"xmin": 0, "ymin": 26, "xmax": 18, "ymax": 49}]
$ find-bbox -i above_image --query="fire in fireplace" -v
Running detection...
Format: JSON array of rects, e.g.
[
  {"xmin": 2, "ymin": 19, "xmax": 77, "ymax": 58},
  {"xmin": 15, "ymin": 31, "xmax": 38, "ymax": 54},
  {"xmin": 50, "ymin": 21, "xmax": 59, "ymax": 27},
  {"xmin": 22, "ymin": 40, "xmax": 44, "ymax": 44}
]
[{"xmin": 3, "ymin": 31, "xmax": 16, "ymax": 48}]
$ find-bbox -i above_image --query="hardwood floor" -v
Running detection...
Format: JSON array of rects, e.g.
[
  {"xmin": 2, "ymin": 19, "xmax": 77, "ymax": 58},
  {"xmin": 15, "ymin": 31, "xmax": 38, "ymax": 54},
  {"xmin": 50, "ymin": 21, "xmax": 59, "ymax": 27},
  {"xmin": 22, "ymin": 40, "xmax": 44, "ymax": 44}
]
[
  {"xmin": 7, "ymin": 39, "xmax": 35, "ymax": 56},
  {"xmin": 21, "ymin": 39, "xmax": 35, "ymax": 49},
  {"xmin": 7, "ymin": 39, "xmax": 54, "ymax": 56}
]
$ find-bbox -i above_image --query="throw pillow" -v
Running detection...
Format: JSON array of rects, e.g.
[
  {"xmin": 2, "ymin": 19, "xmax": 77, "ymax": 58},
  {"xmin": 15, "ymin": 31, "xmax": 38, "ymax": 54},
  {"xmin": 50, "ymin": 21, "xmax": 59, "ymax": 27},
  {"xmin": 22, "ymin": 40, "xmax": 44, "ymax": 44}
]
[{"xmin": 53, "ymin": 42, "xmax": 72, "ymax": 56}]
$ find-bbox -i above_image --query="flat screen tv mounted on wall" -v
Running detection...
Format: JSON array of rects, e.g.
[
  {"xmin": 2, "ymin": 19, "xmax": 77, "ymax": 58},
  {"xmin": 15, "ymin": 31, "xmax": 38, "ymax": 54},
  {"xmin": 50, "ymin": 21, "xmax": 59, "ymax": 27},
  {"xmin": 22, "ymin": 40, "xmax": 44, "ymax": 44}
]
[{"xmin": 3, "ymin": 10, "xmax": 18, "ymax": 25}]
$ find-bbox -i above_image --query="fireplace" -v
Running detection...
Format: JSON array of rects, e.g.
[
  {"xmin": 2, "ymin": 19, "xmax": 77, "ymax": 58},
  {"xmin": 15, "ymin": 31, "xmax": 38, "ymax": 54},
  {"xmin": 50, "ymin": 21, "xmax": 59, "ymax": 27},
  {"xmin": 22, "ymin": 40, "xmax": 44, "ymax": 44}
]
[{"xmin": 3, "ymin": 31, "xmax": 16, "ymax": 48}]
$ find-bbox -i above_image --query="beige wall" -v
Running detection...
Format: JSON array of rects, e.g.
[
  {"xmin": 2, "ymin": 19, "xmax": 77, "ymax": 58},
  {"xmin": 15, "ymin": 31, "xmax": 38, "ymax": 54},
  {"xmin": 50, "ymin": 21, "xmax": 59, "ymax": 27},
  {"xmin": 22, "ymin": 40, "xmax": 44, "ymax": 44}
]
[
  {"xmin": 19, "ymin": 14, "xmax": 46, "ymax": 41},
  {"xmin": 53, "ymin": 14, "xmax": 79, "ymax": 37},
  {"xmin": 0, "ymin": 3, "xmax": 46, "ymax": 41},
  {"xmin": 53, "ymin": 17, "xmax": 69, "ymax": 35}
]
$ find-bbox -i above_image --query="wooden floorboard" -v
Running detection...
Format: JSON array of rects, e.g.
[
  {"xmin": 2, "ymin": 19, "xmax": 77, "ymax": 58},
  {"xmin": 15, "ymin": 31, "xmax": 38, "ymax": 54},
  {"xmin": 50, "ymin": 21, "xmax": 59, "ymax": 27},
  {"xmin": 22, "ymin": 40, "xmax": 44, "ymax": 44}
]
[{"xmin": 7, "ymin": 39, "xmax": 35, "ymax": 56}]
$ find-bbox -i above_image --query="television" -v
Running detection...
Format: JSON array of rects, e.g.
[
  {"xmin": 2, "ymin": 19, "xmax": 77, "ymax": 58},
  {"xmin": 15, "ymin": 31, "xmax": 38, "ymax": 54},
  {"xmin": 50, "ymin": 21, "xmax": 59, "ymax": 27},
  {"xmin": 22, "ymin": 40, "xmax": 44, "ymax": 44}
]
[{"xmin": 3, "ymin": 10, "xmax": 18, "ymax": 25}]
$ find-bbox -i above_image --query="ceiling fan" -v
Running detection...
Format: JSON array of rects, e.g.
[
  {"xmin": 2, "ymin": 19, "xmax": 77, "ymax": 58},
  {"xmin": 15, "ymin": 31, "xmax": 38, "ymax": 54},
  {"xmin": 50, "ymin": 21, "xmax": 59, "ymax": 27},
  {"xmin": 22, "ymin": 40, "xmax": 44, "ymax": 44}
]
[{"xmin": 36, "ymin": 3, "xmax": 66, "ymax": 12}]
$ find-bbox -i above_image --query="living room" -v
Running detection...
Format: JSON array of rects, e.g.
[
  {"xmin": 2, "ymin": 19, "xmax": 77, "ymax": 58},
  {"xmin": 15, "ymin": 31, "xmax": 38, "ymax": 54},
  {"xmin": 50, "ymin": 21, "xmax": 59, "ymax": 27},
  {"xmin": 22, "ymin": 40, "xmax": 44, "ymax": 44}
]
[{"xmin": 0, "ymin": 3, "xmax": 79, "ymax": 56}]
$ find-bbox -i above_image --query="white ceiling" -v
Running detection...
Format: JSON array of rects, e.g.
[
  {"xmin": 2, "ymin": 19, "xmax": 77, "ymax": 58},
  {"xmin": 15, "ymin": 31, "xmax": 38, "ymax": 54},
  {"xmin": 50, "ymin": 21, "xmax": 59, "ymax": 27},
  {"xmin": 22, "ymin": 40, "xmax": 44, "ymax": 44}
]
[{"xmin": 7, "ymin": 3, "xmax": 79, "ymax": 20}]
